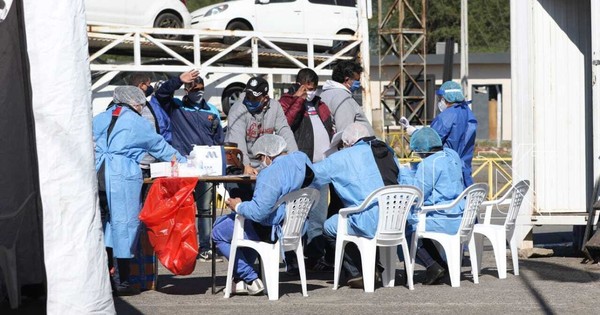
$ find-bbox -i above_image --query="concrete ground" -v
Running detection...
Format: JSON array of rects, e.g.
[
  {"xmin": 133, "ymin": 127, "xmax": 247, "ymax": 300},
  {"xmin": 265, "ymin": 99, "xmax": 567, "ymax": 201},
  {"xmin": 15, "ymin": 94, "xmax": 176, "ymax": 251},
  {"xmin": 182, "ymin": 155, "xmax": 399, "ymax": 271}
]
[{"xmin": 4, "ymin": 227, "xmax": 599, "ymax": 314}]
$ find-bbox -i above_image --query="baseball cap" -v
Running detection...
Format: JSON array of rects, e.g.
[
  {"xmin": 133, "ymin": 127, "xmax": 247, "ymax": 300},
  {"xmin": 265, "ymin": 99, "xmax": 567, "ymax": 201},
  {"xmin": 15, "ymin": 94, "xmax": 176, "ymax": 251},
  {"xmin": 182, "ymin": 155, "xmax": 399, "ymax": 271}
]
[{"xmin": 245, "ymin": 77, "xmax": 269, "ymax": 97}]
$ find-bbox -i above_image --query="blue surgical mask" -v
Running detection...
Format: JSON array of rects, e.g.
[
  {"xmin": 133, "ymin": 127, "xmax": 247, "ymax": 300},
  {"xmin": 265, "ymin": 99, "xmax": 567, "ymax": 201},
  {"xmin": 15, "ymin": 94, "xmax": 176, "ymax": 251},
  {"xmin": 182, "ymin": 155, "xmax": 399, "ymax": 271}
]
[
  {"xmin": 350, "ymin": 80, "xmax": 361, "ymax": 92},
  {"xmin": 243, "ymin": 98, "xmax": 263, "ymax": 113},
  {"xmin": 187, "ymin": 90, "xmax": 204, "ymax": 104}
]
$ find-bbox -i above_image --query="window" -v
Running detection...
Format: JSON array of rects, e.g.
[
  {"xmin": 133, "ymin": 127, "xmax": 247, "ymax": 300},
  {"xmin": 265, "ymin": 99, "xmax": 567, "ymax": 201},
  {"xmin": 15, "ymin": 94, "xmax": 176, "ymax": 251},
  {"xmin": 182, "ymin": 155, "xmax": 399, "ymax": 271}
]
[
  {"xmin": 309, "ymin": 0, "xmax": 335, "ymax": 5},
  {"xmin": 336, "ymin": 0, "xmax": 356, "ymax": 7}
]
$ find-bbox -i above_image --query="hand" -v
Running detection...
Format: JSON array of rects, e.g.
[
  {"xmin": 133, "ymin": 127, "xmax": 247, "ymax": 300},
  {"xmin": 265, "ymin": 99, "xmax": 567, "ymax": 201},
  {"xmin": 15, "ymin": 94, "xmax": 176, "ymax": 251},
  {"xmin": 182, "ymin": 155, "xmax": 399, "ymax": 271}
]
[
  {"xmin": 225, "ymin": 197, "xmax": 242, "ymax": 211},
  {"xmin": 399, "ymin": 116, "xmax": 410, "ymax": 129},
  {"xmin": 180, "ymin": 69, "xmax": 200, "ymax": 84},
  {"xmin": 244, "ymin": 164, "xmax": 258, "ymax": 175},
  {"xmin": 293, "ymin": 85, "xmax": 307, "ymax": 99}
]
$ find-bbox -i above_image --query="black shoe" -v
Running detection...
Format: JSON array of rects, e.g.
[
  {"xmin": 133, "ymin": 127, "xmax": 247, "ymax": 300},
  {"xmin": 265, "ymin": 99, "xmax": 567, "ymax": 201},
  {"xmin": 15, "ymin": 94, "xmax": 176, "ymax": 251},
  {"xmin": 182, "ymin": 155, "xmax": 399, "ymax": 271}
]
[
  {"xmin": 423, "ymin": 262, "xmax": 446, "ymax": 285},
  {"xmin": 115, "ymin": 281, "xmax": 140, "ymax": 296}
]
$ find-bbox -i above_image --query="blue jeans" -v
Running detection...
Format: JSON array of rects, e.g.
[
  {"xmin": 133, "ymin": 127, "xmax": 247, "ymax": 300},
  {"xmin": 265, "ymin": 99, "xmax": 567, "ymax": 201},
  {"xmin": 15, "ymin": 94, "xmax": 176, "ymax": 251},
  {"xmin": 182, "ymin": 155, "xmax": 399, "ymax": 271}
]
[
  {"xmin": 212, "ymin": 213, "xmax": 262, "ymax": 283},
  {"xmin": 195, "ymin": 182, "xmax": 213, "ymax": 252}
]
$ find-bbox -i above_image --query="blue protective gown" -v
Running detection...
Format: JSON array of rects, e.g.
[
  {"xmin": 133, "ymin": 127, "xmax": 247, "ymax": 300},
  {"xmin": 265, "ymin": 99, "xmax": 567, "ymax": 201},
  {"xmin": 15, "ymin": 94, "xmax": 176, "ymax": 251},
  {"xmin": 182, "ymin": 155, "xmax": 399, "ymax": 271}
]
[
  {"xmin": 400, "ymin": 148, "xmax": 465, "ymax": 234},
  {"xmin": 93, "ymin": 105, "xmax": 185, "ymax": 258},
  {"xmin": 430, "ymin": 102, "xmax": 477, "ymax": 186},
  {"xmin": 312, "ymin": 139, "xmax": 403, "ymax": 239}
]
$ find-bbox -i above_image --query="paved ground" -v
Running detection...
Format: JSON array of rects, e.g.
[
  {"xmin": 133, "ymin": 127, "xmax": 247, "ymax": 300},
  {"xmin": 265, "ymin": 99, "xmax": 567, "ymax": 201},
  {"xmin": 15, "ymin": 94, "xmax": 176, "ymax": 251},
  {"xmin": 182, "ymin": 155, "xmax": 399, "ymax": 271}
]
[{"xmin": 4, "ymin": 227, "xmax": 599, "ymax": 314}]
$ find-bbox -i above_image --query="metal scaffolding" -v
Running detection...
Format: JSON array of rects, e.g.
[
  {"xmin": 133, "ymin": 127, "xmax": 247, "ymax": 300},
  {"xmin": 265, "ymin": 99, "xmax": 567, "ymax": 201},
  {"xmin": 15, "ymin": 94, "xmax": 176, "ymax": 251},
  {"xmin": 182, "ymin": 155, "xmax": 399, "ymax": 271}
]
[{"xmin": 378, "ymin": 0, "xmax": 427, "ymax": 142}]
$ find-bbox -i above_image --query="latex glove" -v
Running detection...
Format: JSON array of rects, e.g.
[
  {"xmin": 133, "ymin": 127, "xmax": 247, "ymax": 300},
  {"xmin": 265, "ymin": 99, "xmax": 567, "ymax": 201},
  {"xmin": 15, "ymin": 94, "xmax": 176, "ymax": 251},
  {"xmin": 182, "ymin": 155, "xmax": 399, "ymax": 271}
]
[
  {"xmin": 244, "ymin": 164, "xmax": 258, "ymax": 175},
  {"xmin": 399, "ymin": 116, "xmax": 416, "ymax": 135}
]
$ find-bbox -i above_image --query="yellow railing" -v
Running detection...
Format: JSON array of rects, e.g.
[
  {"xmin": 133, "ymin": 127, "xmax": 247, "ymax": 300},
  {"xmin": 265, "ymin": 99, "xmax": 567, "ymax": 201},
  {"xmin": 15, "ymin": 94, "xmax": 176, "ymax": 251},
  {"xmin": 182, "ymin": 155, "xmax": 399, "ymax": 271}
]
[{"xmin": 398, "ymin": 156, "xmax": 513, "ymax": 201}]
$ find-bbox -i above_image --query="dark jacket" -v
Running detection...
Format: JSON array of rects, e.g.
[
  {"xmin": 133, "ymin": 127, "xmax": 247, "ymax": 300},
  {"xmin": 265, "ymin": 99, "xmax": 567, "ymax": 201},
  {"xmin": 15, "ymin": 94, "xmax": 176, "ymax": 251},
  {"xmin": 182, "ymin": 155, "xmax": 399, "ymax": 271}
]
[
  {"xmin": 155, "ymin": 76, "xmax": 224, "ymax": 156},
  {"xmin": 279, "ymin": 93, "xmax": 334, "ymax": 160}
]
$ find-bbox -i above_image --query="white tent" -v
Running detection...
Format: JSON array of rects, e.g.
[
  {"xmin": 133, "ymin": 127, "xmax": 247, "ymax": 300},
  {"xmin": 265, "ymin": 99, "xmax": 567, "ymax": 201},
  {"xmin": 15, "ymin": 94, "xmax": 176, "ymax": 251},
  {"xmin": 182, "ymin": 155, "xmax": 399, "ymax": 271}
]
[{"xmin": 23, "ymin": 0, "xmax": 114, "ymax": 312}]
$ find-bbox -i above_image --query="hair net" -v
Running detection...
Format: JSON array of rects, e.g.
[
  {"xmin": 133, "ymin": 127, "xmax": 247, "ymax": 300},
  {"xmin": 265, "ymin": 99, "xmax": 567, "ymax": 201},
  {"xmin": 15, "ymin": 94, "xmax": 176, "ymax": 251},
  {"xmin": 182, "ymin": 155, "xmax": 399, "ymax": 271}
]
[
  {"xmin": 113, "ymin": 86, "xmax": 147, "ymax": 106},
  {"xmin": 253, "ymin": 134, "xmax": 287, "ymax": 157},
  {"xmin": 438, "ymin": 81, "xmax": 465, "ymax": 103},
  {"xmin": 342, "ymin": 123, "xmax": 370, "ymax": 146},
  {"xmin": 410, "ymin": 127, "xmax": 442, "ymax": 153}
]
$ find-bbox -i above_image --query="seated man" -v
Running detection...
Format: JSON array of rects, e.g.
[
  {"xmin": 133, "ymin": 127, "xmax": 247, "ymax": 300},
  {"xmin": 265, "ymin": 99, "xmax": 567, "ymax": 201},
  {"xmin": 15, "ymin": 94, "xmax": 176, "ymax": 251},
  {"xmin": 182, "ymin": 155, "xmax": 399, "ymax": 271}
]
[
  {"xmin": 212, "ymin": 134, "xmax": 313, "ymax": 296},
  {"xmin": 400, "ymin": 127, "xmax": 465, "ymax": 285},
  {"xmin": 312, "ymin": 123, "xmax": 403, "ymax": 288}
]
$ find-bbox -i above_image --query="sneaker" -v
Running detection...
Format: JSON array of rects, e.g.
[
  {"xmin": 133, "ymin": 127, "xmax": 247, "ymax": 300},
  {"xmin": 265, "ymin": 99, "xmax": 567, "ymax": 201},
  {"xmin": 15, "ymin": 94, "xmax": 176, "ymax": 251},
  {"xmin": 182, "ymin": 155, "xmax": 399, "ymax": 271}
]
[
  {"xmin": 310, "ymin": 257, "xmax": 334, "ymax": 273},
  {"xmin": 246, "ymin": 278, "xmax": 265, "ymax": 296},
  {"xmin": 115, "ymin": 281, "xmax": 140, "ymax": 296},
  {"xmin": 198, "ymin": 249, "xmax": 224, "ymax": 262},
  {"xmin": 231, "ymin": 280, "xmax": 248, "ymax": 295},
  {"xmin": 346, "ymin": 276, "xmax": 364, "ymax": 289}
]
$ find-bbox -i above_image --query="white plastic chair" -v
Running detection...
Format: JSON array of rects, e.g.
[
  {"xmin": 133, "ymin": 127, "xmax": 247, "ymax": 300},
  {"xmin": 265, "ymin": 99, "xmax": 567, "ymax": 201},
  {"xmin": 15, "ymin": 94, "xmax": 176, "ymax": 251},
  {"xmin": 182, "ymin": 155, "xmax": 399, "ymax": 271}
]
[
  {"xmin": 332, "ymin": 185, "xmax": 423, "ymax": 292},
  {"xmin": 409, "ymin": 183, "xmax": 488, "ymax": 288},
  {"xmin": 473, "ymin": 180, "xmax": 530, "ymax": 278},
  {"xmin": 224, "ymin": 188, "xmax": 320, "ymax": 300}
]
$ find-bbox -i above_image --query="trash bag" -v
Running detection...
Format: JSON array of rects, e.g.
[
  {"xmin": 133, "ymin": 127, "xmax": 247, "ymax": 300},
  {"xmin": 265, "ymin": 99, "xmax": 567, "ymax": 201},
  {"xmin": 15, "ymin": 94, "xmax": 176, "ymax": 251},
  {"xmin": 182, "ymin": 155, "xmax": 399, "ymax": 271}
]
[{"xmin": 139, "ymin": 177, "xmax": 199, "ymax": 275}]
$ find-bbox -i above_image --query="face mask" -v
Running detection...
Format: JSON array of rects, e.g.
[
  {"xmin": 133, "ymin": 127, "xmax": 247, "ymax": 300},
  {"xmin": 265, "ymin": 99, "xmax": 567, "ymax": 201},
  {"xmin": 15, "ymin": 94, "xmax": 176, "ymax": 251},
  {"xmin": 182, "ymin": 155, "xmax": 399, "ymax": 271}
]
[
  {"xmin": 243, "ymin": 98, "xmax": 263, "ymax": 113},
  {"xmin": 144, "ymin": 85, "xmax": 154, "ymax": 97},
  {"xmin": 187, "ymin": 90, "xmax": 204, "ymax": 104},
  {"xmin": 306, "ymin": 90, "xmax": 317, "ymax": 102},
  {"xmin": 260, "ymin": 157, "xmax": 271, "ymax": 169},
  {"xmin": 350, "ymin": 80, "xmax": 361, "ymax": 92},
  {"xmin": 437, "ymin": 100, "xmax": 447, "ymax": 113}
]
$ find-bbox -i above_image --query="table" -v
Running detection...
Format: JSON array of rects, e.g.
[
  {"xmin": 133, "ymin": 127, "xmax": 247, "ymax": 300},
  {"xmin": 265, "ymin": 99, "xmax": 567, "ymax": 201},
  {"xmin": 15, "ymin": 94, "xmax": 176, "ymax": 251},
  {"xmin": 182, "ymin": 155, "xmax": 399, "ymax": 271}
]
[{"xmin": 143, "ymin": 175, "xmax": 256, "ymax": 294}]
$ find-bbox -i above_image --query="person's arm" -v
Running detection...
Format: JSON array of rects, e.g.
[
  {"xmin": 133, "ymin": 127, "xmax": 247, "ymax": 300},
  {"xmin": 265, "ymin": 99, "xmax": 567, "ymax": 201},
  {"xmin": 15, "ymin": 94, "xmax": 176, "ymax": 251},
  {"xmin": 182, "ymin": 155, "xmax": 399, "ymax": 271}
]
[
  {"xmin": 280, "ymin": 91, "xmax": 306, "ymax": 127},
  {"xmin": 136, "ymin": 115, "xmax": 186, "ymax": 162},
  {"xmin": 272, "ymin": 100, "xmax": 298, "ymax": 152},
  {"xmin": 311, "ymin": 157, "xmax": 334, "ymax": 189},
  {"xmin": 331, "ymin": 97, "xmax": 359, "ymax": 134},
  {"xmin": 155, "ymin": 76, "xmax": 183, "ymax": 112},
  {"xmin": 236, "ymin": 170, "xmax": 282, "ymax": 222}
]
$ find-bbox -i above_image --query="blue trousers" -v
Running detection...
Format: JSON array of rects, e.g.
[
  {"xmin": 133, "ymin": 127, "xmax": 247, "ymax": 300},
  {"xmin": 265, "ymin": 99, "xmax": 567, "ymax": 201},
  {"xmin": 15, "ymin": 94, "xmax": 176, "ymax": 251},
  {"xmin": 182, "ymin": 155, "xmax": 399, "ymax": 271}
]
[{"xmin": 212, "ymin": 213, "xmax": 262, "ymax": 283}]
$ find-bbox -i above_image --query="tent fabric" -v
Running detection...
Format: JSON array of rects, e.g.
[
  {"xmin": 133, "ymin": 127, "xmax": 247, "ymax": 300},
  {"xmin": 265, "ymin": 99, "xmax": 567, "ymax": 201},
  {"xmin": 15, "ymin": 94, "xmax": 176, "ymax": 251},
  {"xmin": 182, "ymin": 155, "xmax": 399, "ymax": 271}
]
[
  {"xmin": 0, "ymin": 0, "xmax": 46, "ymax": 302},
  {"xmin": 22, "ymin": 0, "xmax": 115, "ymax": 313}
]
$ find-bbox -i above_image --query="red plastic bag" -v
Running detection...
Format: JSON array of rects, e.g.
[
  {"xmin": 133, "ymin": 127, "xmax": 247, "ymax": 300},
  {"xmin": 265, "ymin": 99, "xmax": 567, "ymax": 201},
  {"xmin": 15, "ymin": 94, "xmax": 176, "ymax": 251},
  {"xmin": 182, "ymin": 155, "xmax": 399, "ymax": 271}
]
[{"xmin": 140, "ymin": 177, "xmax": 199, "ymax": 275}]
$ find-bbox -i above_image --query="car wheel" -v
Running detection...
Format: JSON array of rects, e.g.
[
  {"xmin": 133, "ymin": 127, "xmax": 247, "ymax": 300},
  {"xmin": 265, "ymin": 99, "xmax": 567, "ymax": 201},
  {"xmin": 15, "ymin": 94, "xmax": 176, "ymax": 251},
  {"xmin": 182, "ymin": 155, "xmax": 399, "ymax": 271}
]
[
  {"xmin": 154, "ymin": 13, "xmax": 183, "ymax": 40},
  {"xmin": 224, "ymin": 21, "xmax": 251, "ymax": 46},
  {"xmin": 221, "ymin": 83, "xmax": 245, "ymax": 116},
  {"xmin": 331, "ymin": 30, "xmax": 358, "ymax": 57}
]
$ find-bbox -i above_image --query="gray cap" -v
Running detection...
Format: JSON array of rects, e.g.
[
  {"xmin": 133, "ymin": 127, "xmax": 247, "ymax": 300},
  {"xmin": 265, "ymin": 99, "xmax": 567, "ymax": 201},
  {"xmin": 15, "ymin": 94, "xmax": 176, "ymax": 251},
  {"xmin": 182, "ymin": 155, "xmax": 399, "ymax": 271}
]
[
  {"xmin": 253, "ymin": 134, "xmax": 287, "ymax": 157},
  {"xmin": 342, "ymin": 123, "xmax": 370, "ymax": 146},
  {"xmin": 113, "ymin": 86, "xmax": 147, "ymax": 106}
]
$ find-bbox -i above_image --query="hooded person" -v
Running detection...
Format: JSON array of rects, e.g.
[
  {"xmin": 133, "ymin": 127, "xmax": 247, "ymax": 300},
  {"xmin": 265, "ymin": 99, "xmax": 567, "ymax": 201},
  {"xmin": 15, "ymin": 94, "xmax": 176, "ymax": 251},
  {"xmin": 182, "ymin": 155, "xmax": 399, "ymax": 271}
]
[
  {"xmin": 400, "ymin": 80, "xmax": 477, "ymax": 187},
  {"xmin": 225, "ymin": 76, "xmax": 298, "ymax": 176},
  {"xmin": 154, "ymin": 69, "xmax": 225, "ymax": 261},
  {"xmin": 93, "ymin": 86, "xmax": 185, "ymax": 295},
  {"xmin": 211, "ymin": 134, "xmax": 314, "ymax": 296},
  {"xmin": 319, "ymin": 60, "xmax": 375, "ymax": 136},
  {"xmin": 399, "ymin": 127, "xmax": 465, "ymax": 285},
  {"xmin": 312, "ymin": 123, "xmax": 403, "ymax": 288}
]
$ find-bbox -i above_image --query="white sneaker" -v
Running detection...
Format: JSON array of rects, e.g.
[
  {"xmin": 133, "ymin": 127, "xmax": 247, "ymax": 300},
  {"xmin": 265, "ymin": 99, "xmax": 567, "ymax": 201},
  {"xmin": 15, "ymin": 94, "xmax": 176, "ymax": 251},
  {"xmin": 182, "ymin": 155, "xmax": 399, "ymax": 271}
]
[
  {"xmin": 246, "ymin": 278, "xmax": 265, "ymax": 296},
  {"xmin": 231, "ymin": 280, "xmax": 248, "ymax": 295}
]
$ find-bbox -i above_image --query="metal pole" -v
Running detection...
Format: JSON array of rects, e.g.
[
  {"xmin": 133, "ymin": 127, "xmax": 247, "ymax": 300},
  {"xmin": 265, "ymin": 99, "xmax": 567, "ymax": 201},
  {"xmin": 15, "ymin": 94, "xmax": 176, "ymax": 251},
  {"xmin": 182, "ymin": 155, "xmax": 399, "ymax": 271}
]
[{"xmin": 461, "ymin": 0, "xmax": 469, "ymax": 98}]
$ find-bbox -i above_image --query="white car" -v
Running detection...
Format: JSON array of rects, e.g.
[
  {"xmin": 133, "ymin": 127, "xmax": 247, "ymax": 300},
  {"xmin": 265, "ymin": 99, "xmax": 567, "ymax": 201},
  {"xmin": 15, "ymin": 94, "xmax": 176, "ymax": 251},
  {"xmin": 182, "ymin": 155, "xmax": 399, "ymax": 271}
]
[
  {"xmin": 190, "ymin": 0, "xmax": 358, "ymax": 48},
  {"xmin": 84, "ymin": 0, "xmax": 192, "ymax": 39},
  {"xmin": 91, "ymin": 60, "xmax": 250, "ymax": 117}
]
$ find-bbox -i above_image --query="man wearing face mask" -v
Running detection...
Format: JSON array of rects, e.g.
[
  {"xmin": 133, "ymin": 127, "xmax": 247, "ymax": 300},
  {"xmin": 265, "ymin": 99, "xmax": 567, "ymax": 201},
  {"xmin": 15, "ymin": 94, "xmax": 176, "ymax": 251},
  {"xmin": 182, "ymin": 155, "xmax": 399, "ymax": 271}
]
[
  {"xmin": 279, "ymin": 68, "xmax": 334, "ymax": 272},
  {"xmin": 155, "ymin": 69, "xmax": 225, "ymax": 261},
  {"xmin": 320, "ymin": 60, "xmax": 375, "ymax": 136},
  {"xmin": 399, "ymin": 80, "xmax": 477, "ymax": 187},
  {"xmin": 225, "ymin": 76, "xmax": 298, "ymax": 177}
]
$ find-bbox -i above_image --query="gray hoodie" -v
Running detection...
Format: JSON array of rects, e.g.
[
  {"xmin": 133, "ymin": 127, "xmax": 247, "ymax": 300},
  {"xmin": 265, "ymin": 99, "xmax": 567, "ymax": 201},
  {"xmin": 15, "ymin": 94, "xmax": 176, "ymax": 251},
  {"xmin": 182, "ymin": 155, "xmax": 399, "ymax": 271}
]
[
  {"xmin": 320, "ymin": 80, "xmax": 375, "ymax": 136},
  {"xmin": 225, "ymin": 92, "xmax": 298, "ymax": 167}
]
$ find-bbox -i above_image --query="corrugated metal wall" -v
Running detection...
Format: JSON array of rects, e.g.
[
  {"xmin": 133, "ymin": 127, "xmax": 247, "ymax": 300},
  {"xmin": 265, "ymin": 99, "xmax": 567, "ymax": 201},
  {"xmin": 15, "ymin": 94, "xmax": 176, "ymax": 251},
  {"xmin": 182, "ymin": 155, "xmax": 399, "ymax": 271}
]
[{"xmin": 526, "ymin": 0, "xmax": 591, "ymax": 213}]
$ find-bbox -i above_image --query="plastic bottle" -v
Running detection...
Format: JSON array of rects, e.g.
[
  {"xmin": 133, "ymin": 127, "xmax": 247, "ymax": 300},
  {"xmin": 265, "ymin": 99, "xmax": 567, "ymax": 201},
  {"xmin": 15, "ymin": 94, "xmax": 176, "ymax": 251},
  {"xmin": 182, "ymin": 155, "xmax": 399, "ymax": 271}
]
[{"xmin": 171, "ymin": 155, "xmax": 179, "ymax": 177}]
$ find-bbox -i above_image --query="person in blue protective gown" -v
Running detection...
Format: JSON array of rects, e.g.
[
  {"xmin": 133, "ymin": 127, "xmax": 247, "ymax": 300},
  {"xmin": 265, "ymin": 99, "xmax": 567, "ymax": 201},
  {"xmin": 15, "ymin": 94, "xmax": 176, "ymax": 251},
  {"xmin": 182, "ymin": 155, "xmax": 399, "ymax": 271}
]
[
  {"xmin": 212, "ymin": 134, "xmax": 314, "ymax": 296},
  {"xmin": 94, "ymin": 86, "xmax": 185, "ymax": 295},
  {"xmin": 400, "ymin": 80, "xmax": 477, "ymax": 187},
  {"xmin": 399, "ymin": 127, "xmax": 465, "ymax": 285},
  {"xmin": 312, "ymin": 123, "xmax": 404, "ymax": 289}
]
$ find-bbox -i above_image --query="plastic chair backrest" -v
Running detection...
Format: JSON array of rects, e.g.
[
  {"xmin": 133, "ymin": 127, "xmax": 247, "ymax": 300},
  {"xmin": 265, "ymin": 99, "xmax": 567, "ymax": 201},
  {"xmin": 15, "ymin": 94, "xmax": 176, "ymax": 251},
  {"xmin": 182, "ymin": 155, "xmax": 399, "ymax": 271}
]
[
  {"xmin": 277, "ymin": 188, "xmax": 320, "ymax": 246},
  {"xmin": 504, "ymin": 180, "xmax": 530, "ymax": 229},
  {"xmin": 373, "ymin": 185, "xmax": 423, "ymax": 245},
  {"xmin": 458, "ymin": 183, "xmax": 489, "ymax": 242}
]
